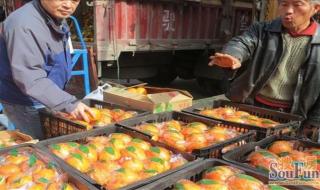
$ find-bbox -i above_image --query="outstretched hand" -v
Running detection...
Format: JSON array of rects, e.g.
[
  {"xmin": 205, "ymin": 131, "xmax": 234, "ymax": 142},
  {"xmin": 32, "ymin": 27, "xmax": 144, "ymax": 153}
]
[{"xmin": 209, "ymin": 53, "xmax": 241, "ymax": 69}]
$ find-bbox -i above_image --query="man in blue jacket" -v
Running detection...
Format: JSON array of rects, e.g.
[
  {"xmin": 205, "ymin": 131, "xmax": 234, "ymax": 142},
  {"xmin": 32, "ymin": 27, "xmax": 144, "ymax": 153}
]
[
  {"xmin": 0, "ymin": 0, "xmax": 94, "ymax": 139},
  {"xmin": 210, "ymin": 0, "xmax": 320, "ymax": 133}
]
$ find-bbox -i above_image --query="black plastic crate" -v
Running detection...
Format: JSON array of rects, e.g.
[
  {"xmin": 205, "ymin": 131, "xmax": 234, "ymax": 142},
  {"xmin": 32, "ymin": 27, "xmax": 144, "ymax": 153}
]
[
  {"xmin": 299, "ymin": 122, "xmax": 320, "ymax": 143},
  {"xmin": 139, "ymin": 158, "xmax": 299, "ymax": 190},
  {"xmin": 0, "ymin": 143, "xmax": 97, "ymax": 190},
  {"xmin": 117, "ymin": 111, "xmax": 256, "ymax": 158},
  {"xmin": 37, "ymin": 125, "xmax": 198, "ymax": 190},
  {"xmin": 223, "ymin": 135, "xmax": 320, "ymax": 190},
  {"xmin": 183, "ymin": 100, "xmax": 303, "ymax": 140},
  {"xmin": 39, "ymin": 99, "xmax": 149, "ymax": 138}
]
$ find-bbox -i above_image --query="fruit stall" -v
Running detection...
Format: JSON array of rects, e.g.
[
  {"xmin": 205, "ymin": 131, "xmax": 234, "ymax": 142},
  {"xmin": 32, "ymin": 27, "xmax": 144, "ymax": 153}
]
[
  {"xmin": 2, "ymin": 83, "xmax": 320, "ymax": 190},
  {"xmin": 1, "ymin": 1, "xmax": 320, "ymax": 189}
]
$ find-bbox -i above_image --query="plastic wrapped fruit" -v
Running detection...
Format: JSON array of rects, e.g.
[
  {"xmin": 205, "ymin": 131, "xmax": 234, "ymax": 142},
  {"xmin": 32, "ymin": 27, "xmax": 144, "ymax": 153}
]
[
  {"xmin": 199, "ymin": 107, "xmax": 280, "ymax": 128},
  {"xmin": 203, "ymin": 166, "xmax": 242, "ymax": 182},
  {"xmin": 268, "ymin": 140, "xmax": 294, "ymax": 156},
  {"xmin": 248, "ymin": 149, "xmax": 279, "ymax": 173},
  {"xmin": 226, "ymin": 173, "xmax": 265, "ymax": 190}
]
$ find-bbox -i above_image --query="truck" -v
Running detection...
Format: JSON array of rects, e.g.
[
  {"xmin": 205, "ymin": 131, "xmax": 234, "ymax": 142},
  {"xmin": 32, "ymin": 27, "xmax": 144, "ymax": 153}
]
[{"xmin": 2, "ymin": 0, "xmax": 258, "ymax": 95}]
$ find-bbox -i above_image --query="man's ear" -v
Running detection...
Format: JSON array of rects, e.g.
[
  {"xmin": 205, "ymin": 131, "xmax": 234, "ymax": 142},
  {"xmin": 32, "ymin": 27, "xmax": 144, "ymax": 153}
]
[{"xmin": 313, "ymin": 4, "xmax": 320, "ymax": 15}]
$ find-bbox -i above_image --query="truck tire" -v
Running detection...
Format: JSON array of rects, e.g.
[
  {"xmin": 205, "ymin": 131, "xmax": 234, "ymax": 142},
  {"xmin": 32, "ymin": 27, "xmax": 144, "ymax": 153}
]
[
  {"xmin": 196, "ymin": 77, "xmax": 228, "ymax": 96},
  {"xmin": 140, "ymin": 65, "xmax": 177, "ymax": 86}
]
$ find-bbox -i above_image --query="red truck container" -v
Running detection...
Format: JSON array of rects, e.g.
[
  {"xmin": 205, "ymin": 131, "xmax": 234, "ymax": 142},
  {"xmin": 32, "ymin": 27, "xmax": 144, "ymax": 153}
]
[
  {"xmin": 2, "ymin": 0, "xmax": 256, "ymax": 94},
  {"xmin": 85, "ymin": 0, "xmax": 255, "ymax": 94}
]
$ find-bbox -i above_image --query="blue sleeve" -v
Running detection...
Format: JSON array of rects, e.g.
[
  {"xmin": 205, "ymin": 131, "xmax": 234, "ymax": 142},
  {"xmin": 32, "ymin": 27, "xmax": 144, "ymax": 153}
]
[{"xmin": 5, "ymin": 25, "xmax": 79, "ymax": 112}]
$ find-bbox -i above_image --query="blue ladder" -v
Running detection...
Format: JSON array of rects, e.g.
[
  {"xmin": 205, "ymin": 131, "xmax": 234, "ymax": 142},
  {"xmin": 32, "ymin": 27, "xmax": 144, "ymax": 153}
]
[
  {"xmin": 0, "ymin": 104, "xmax": 15, "ymax": 130},
  {"xmin": 69, "ymin": 15, "xmax": 91, "ymax": 95}
]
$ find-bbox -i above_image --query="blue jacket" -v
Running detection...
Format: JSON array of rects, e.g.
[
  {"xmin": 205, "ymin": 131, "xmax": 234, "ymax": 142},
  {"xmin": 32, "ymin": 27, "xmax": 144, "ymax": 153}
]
[{"xmin": 0, "ymin": 0, "xmax": 78, "ymax": 112}]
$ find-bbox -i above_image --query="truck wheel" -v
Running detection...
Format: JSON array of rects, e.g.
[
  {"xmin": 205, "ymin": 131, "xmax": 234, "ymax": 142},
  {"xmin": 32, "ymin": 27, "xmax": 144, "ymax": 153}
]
[
  {"xmin": 140, "ymin": 65, "xmax": 177, "ymax": 86},
  {"xmin": 196, "ymin": 77, "xmax": 228, "ymax": 96}
]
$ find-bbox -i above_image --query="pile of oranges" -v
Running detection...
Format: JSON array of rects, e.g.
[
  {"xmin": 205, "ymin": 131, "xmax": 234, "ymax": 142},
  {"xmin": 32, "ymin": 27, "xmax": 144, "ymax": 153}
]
[
  {"xmin": 49, "ymin": 133, "xmax": 188, "ymax": 190},
  {"xmin": 59, "ymin": 107, "xmax": 137, "ymax": 130},
  {"xmin": 174, "ymin": 165, "xmax": 288, "ymax": 190},
  {"xmin": 247, "ymin": 140, "xmax": 320, "ymax": 189},
  {"xmin": 200, "ymin": 107, "xmax": 280, "ymax": 128},
  {"xmin": 136, "ymin": 120, "xmax": 241, "ymax": 152},
  {"xmin": 0, "ymin": 147, "xmax": 77, "ymax": 189}
]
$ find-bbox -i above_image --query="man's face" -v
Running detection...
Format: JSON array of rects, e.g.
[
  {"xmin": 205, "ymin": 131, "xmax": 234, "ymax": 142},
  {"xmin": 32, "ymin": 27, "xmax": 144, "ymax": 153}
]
[
  {"xmin": 40, "ymin": 0, "xmax": 80, "ymax": 19},
  {"xmin": 278, "ymin": 0, "xmax": 320, "ymax": 31}
]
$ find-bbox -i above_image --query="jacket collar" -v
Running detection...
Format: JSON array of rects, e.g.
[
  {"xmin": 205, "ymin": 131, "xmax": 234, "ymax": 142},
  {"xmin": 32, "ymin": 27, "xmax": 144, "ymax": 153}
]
[
  {"xmin": 265, "ymin": 17, "xmax": 320, "ymax": 44},
  {"xmin": 32, "ymin": 0, "xmax": 70, "ymax": 37}
]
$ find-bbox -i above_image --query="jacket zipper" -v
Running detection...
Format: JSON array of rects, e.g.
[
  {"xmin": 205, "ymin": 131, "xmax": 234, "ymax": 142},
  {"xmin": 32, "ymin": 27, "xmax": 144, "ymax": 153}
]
[{"xmin": 290, "ymin": 42, "xmax": 312, "ymax": 114}]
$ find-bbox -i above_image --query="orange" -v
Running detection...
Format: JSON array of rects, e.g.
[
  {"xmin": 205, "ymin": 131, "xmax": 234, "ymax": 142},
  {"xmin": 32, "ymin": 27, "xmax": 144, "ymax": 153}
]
[
  {"xmin": 128, "ymin": 138, "xmax": 151, "ymax": 151},
  {"xmin": 248, "ymin": 150, "xmax": 279, "ymax": 172},
  {"xmin": 164, "ymin": 120, "xmax": 181, "ymax": 131},
  {"xmin": 186, "ymin": 122, "xmax": 208, "ymax": 132},
  {"xmin": 145, "ymin": 157, "xmax": 168, "ymax": 173},
  {"xmin": 203, "ymin": 166, "xmax": 240, "ymax": 182},
  {"xmin": 121, "ymin": 158, "xmax": 144, "ymax": 172},
  {"xmin": 121, "ymin": 146, "xmax": 146, "ymax": 161},
  {"xmin": 105, "ymin": 168, "xmax": 139, "ymax": 190},
  {"xmin": 95, "ymin": 115, "xmax": 112, "ymax": 126},
  {"xmin": 259, "ymin": 118, "xmax": 279, "ymax": 128},
  {"xmin": 109, "ymin": 133, "xmax": 132, "ymax": 144},
  {"xmin": 138, "ymin": 124, "xmax": 159, "ymax": 137},
  {"xmin": 185, "ymin": 133, "xmax": 208, "ymax": 151},
  {"xmin": 75, "ymin": 144, "xmax": 98, "ymax": 162},
  {"xmin": 181, "ymin": 127, "xmax": 203, "ymax": 136},
  {"xmin": 98, "ymin": 145, "xmax": 121, "ymax": 161},
  {"xmin": 109, "ymin": 138, "xmax": 126, "ymax": 150},
  {"xmin": 7, "ymin": 174, "xmax": 32, "ymax": 188},
  {"xmin": 50, "ymin": 142, "xmax": 79, "ymax": 159},
  {"xmin": 5, "ymin": 154, "xmax": 28, "ymax": 165},
  {"xmin": 199, "ymin": 109, "xmax": 222, "ymax": 119},
  {"xmin": 146, "ymin": 146, "xmax": 171, "ymax": 161},
  {"xmin": 268, "ymin": 140, "xmax": 294, "ymax": 156},
  {"xmin": 88, "ymin": 136, "xmax": 109, "ymax": 145},
  {"xmin": 111, "ymin": 109, "xmax": 126, "ymax": 121},
  {"xmin": 226, "ymin": 173, "xmax": 265, "ymax": 190},
  {"xmin": 159, "ymin": 131, "xmax": 186, "ymax": 152},
  {"xmin": 170, "ymin": 156, "xmax": 188, "ymax": 169},
  {"xmin": 33, "ymin": 168, "xmax": 56, "ymax": 184},
  {"xmin": 88, "ymin": 162, "xmax": 114, "ymax": 185},
  {"xmin": 136, "ymin": 87, "xmax": 147, "ymax": 95},
  {"xmin": 0, "ymin": 164, "xmax": 21, "ymax": 176},
  {"xmin": 29, "ymin": 183, "xmax": 47, "ymax": 190},
  {"xmin": 87, "ymin": 108, "xmax": 101, "ymax": 122},
  {"xmin": 127, "ymin": 88, "xmax": 137, "ymax": 94},
  {"xmin": 66, "ymin": 153, "xmax": 91, "ymax": 173}
]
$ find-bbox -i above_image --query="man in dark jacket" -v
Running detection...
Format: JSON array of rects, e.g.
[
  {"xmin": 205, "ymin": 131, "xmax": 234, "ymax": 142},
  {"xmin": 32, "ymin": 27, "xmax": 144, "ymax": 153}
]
[
  {"xmin": 0, "ymin": 0, "xmax": 94, "ymax": 139},
  {"xmin": 210, "ymin": 0, "xmax": 320, "ymax": 128}
]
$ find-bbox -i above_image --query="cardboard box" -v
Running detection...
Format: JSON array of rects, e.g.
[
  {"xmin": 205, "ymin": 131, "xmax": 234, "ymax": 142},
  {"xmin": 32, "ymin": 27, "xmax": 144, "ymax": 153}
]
[{"xmin": 104, "ymin": 86, "xmax": 193, "ymax": 113}]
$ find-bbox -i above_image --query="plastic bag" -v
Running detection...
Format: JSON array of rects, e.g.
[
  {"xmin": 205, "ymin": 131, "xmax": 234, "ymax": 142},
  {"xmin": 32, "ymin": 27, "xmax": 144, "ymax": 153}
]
[{"xmin": 84, "ymin": 83, "xmax": 112, "ymax": 101}]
